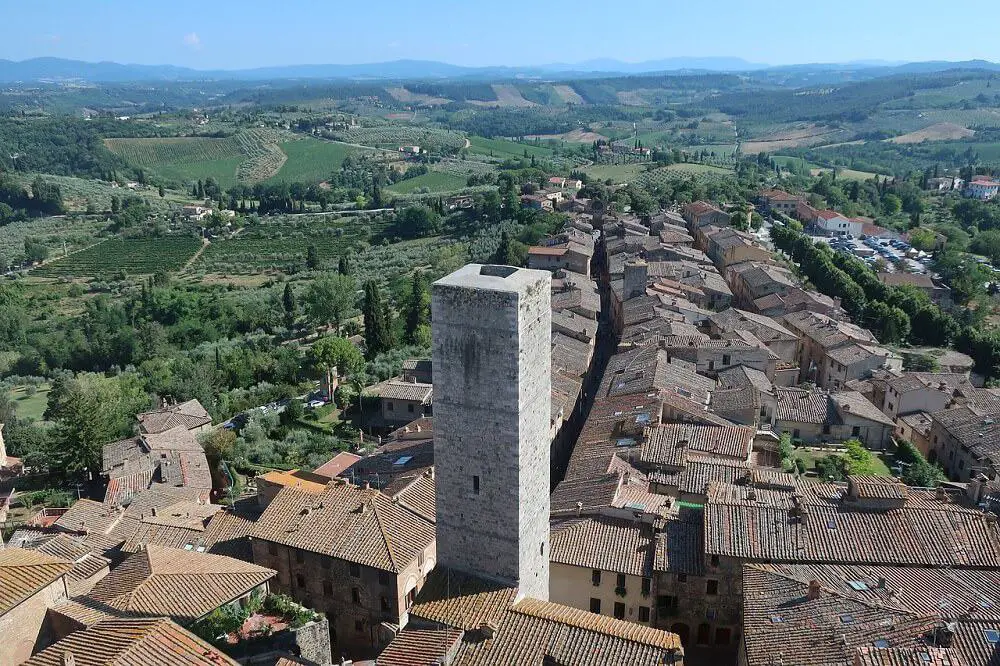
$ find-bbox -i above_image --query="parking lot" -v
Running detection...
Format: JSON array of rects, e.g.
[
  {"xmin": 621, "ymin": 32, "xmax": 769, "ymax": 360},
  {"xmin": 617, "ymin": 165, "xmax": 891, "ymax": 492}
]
[{"xmin": 823, "ymin": 234, "xmax": 933, "ymax": 274}]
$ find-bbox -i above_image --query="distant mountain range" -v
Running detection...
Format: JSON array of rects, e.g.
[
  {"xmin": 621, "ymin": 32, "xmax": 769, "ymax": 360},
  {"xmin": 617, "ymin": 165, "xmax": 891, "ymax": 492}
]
[{"xmin": 1, "ymin": 56, "xmax": 1000, "ymax": 83}]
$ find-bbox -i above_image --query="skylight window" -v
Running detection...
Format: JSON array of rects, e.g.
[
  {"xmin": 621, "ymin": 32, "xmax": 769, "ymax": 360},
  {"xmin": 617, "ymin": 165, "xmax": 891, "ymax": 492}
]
[
  {"xmin": 985, "ymin": 629, "xmax": 1000, "ymax": 644},
  {"xmin": 847, "ymin": 581, "xmax": 869, "ymax": 591},
  {"xmin": 615, "ymin": 438, "xmax": 637, "ymax": 448},
  {"xmin": 769, "ymin": 615, "xmax": 783, "ymax": 624},
  {"xmin": 872, "ymin": 639, "xmax": 889, "ymax": 648},
  {"xmin": 393, "ymin": 456, "xmax": 413, "ymax": 466},
  {"xmin": 839, "ymin": 614, "xmax": 854, "ymax": 624}
]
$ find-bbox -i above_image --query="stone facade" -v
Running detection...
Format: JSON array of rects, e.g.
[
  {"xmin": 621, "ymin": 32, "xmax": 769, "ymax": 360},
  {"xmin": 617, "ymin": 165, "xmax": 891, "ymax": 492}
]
[
  {"xmin": 653, "ymin": 558, "xmax": 741, "ymax": 648},
  {"xmin": 550, "ymin": 563, "xmax": 653, "ymax": 625},
  {"xmin": 0, "ymin": 577, "xmax": 68, "ymax": 664},
  {"xmin": 251, "ymin": 539, "xmax": 434, "ymax": 657},
  {"xmin": 432, "ymin": 264, "xmax": 552, "ymax": 600}
]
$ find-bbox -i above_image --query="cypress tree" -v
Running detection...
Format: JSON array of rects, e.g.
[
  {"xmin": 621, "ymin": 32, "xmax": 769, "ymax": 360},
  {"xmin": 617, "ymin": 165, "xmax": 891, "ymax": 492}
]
[
  {"xmin": 404, "ymin": 271, "xmax": 429, "ymax": 343},
  {"xmin": 363, "ymin": 280, "xmax": 393, "ymax": 356},
  {"xmin": 282, "ymin": 283, "xmax": 296, "ymax": 329}
]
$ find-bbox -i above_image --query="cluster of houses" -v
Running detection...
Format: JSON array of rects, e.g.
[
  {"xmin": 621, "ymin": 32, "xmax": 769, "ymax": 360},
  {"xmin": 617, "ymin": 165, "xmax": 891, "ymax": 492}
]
[{"xmin": 2, "ymin": 181, "xmax": 1000, "ymax": 666}]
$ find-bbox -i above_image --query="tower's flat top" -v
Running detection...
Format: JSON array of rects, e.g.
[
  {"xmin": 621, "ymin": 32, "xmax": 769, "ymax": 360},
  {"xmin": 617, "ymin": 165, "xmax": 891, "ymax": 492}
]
[{"xmin": 434, "ymin": 264, "xmax": 551, "ymax": 294}]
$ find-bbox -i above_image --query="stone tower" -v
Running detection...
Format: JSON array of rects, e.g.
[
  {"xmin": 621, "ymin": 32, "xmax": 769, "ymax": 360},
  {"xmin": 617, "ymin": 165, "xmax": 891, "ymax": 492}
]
[
  {"xmin": 624, "ymin": 258, "xmax": 648, "ymax": 299},
  {"xmin": 432, "ymin": 264, "xmax": 551, "ymax": 600}
]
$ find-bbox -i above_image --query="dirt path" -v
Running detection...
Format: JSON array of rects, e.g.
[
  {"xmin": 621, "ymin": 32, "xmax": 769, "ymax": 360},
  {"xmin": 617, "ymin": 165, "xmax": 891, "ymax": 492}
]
[{"xmin": 181, "ymin": 237, "xmax": 210, "ymax": 272}]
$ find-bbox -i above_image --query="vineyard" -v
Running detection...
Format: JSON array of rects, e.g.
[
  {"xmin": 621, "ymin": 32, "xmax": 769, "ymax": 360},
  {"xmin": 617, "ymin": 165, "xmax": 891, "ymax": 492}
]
[
  {"xmin": 267, "ymin": 139, "xmax": 361, "ymax": 183},
  {"xmin": 433, "ymin": 157, "xmax": 497, "ymax": 177},
  {"xmin": 193, "ymin": 214, "xmax": 391, "ymax": 274},
  {"xmin": 33, "ymin": 236, "xmax": 203, "ymax": 278},
  {"xmin": 104, "ymin": 136, "xmax": 245, "ymax": 167},
  {"xmin": 235, "ymin": 129, "xmax": 287, "ymax": 181},
  {"xmin": 330, "ymin": 124, "xmax": 467, "ymax": 151}
]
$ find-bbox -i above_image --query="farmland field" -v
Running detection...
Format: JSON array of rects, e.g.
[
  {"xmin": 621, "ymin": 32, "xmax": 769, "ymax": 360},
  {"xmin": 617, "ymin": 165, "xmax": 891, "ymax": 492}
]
[
  {"xmin": 0, "ymin": 214, "xmax": 108, "ymax": 265},
  {"xmin": 467, "ymin": 136, "xmax": 554, "ymax": 159},
  {"xmin": 33, "ymin": 236, "xmax": 203, "ymax": 278},
  {"xmin": 663, "ymin": 163, "xmax": 733, "ymax": 174},
  {"xmin": 267, "ymin": 139, "xmax": 360, "ymax": 183},
  {"xmin": 331, "ymin": 124, "xmax": 466, "ymax": 151},
  {"xmin": 104, "ymin": 136, "xmax": 244, "ymax": 167},
  {"xmin": 581, "ymin": 162, "xmax": 647, "ymax": 182},
  {"xmin": 193, "ymin": 215, "xmax": 390, "ymax": 274},
  {"xmin": 386, "ymin": 171, "xmax": 467, "ymax": 194}
]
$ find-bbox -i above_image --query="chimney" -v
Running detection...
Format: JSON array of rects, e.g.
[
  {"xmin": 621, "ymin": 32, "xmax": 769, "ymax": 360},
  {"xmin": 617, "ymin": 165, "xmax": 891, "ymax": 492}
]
[
  {"xmin": 478, "ymin": 621, "xmax": 497, "ymax": 640},
  {"xmin": 62, "ymin": 652, "xmax": 75, "ymax": 666},
  {"xmin": 427, "ymin": 467, "xmax": 435, "ymax": 480},
  {"xmin": 935, "ymin": 486, "xmax": 948, "ymax": 502},
  {"xmin": 150, "ymin": 507, "xmax": 157, "ymax": 517},
  {"xmin": 877, "ymin": 577, "xmax": 886, "ymax": 589},
  {"xmin": 807, "ymin": 580, "xmax": 821, "ymax": 601},
  {"xmin": 576, "ymin": 501, "xmax": 583, "ymax": 517}
]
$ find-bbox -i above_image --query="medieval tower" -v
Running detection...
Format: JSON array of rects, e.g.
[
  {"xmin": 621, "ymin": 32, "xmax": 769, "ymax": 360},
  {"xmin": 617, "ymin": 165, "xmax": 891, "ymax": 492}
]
[{"xmin": 432, "ymin": 264, "xmax": 552, "ymax": 600}]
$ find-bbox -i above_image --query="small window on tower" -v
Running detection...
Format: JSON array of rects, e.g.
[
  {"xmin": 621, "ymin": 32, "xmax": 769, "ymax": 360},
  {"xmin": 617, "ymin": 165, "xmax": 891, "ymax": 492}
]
[{"xmin": 473, "ymin": 475, "xmax": 480, "ymax": 495}]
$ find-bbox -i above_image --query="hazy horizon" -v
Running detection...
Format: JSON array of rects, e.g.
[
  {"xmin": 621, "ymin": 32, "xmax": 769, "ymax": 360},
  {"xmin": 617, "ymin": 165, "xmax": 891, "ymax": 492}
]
[{"xmin": 2, "ymin": 0, "xmax": 999, "ymax": 71}]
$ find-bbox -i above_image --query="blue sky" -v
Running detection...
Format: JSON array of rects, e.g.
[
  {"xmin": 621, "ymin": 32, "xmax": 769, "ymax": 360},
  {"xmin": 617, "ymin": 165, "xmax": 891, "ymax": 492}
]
[{"xmin": 1, "ymin": 0, "xmax": 997, "ymax": 69}]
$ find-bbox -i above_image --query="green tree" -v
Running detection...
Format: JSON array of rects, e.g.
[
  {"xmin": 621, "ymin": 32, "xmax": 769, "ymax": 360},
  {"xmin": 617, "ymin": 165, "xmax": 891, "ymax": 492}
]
[
  {"xmin": 306, "ymin": 245, "xmax": 319, "ymax": 270},
  {"xmin": 395, "ymin": 205, "xmax": 442, "ymax": 239},
  {"xmin": 282, "ymin": 283, "xmax": 297, "ymax": 329},
  {"xmin": 305, "ymin": 273, "xmax": 356, "ymax": 332},
  {"xmin": 338, "ymin": 254, "xmax": 351, "ymax": 276},
  {"xmin": 310, "ymin": 335, "xmax": 365, "ymax": 390},
  {"xmin": 0, "ymin": 283, "xmax": 27, "ymax": 349},
  {"xmin": 158, "ymin": 185, "xmax": 165, "ymax": 198},
  {"xmin": 362, "ymin": 280, "xmax": 394, "ymax": 356},
  {"xmin": 46, "ymin": 373, "xmax": 150, "ymax": 476},
  {"xmin": 404, "ymin": 271, "xmax": 430, "ymax": 344}
]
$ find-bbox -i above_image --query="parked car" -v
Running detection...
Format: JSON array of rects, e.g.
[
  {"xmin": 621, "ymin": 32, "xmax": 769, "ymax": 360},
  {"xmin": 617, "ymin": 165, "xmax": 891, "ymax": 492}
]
[{"xmin": 308, "ymin": 399, "xmax": 326, "ymax": 409}]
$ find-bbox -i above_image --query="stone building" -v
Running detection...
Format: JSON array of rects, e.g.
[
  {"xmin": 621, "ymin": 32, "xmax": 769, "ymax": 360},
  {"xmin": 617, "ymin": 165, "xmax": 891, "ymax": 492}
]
[
  {"xmin": 251, "ymin": 481, "xmax": 436, "ymax": 656},
  {"xmin": 549, "ymin": 515, "xmax": 655, "ymax": 625},
  {"xmin": 431, "ymin": 264, "xmax": 552, "ymax": 600},
  {"xmin": 0, "ymin": 549, "xmax": 72, "ymax": 664}
]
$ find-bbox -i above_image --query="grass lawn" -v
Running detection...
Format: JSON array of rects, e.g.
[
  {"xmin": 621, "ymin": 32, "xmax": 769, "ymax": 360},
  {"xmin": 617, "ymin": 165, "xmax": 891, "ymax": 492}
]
[
  {"xmin": 386, "ymin": 171, "xmax": 468, "ymax": 194},
  {"xmin": 268, "ymin": 139, "xmax": 360, "ymax": 184},
  {"xmin": 467, "ymin": 136, "xmax": 554, "ymax": 159},
  {"xmin": 792, "ymin": 445, "xmax": 893, "ymax": 478},
  {"xmin": 582, "ymin": 162, "xmax": 647, "ymax": 182},
  {"xmin": 7, "ymin": 384, "xmax": 51, "ymax": 423}
]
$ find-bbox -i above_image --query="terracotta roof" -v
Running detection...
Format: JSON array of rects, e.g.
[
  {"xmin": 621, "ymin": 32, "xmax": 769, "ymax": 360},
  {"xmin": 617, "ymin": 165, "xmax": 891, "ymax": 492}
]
[
  {"xmin": 853, "ymin": 647, "xmax": 962, "ymax": 666},
  {"xmin": 34, "ymin": 534, "xmax": 111, "ymax": 594},
  {"xmin": 392, "ymin": 473, "xmax": 436, "ymax": 523},
  {"xmin": 312, "ymin": 451, "xmax": 362, "ymax": 479},
  {"xmin": 376, "ymin": 628, "xmax": 464, "ymax": 666},
  {"xmin": 0, "ymin": 548, "xmax": 71, "ymax": 615},
  {"xmin": 258, "ymin": 469, "xmax": 328, "ymax": 494},
  {"xmin": 741, "ymin": 565, "xmax": 951, "ymax": 666},
  {"xmin": 137, "ymin": 399, "xmax": 212, "ymax": 434},
  {"xmin": 528, "ymin": 245, "xmax": 568, "ymax": 256},
  {"xmin": 653, "ymin": 512, "xmax": 705, "ymax": 575},
  {"xmin": 641, "ymin": 423, "xmax": 754, "ymax": 465},
  {"xmin": 774, "ymin": 388, "xmax": 835, "ymax": 424},
  {"xmin": 704, "ymin": 481, "xmax": 1000, "ymax": 567},
  {"xmin": 251, "ymin": 481, "xmax": 435, "ymax": 573},
  {"xmin": 364, "ymin": 379, "xmax": 433, "ymax": 403},
  {"xmin": 550, "ymin": 516, "xmax": 654, "ymax": 577},
  {"xmin": 22, "ymin": 617, "xmax": 238, "ymax": 666},
  {"xmin": 86, "ymin": 545, "xmax": 275, "ymax": 623},
  {"xmin": 405, "ymin": 569, "xmax": 683, "ymax": 665},
  {"xmin": 716, "ymin": 365, "xmax": 774, "ymax": 393}
]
